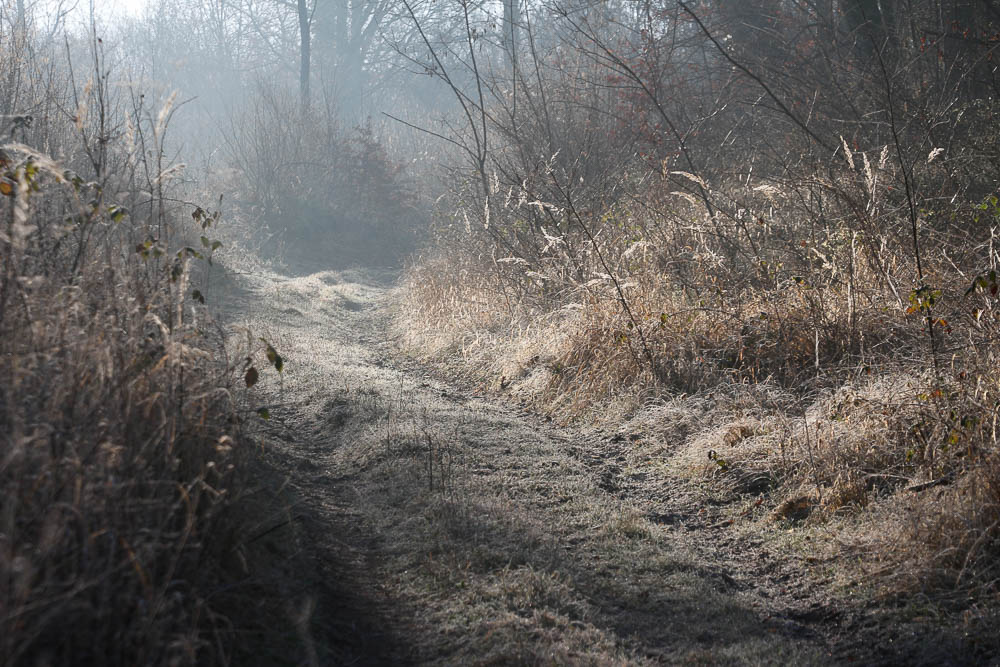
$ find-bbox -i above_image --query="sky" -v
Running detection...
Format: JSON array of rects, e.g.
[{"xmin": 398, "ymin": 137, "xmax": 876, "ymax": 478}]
[
  {"xmin": 53, "ymin": 0, "xmax": 148, "ymax": 25},
  {"xmin": 90, "ymin": 0, "xmax": 146, "ymax": 18},
  {"xmin": 37, "ymin": 0, "xmax": 148, "ymax": 38},
  {"xmin": 108, "ymin": 0, "xmax": 146, "ymax": 17}
]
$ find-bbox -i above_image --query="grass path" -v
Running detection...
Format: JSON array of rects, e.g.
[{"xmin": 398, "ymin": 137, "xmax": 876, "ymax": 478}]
[{"xmin": 225, "ymin": 265, "xmax": 966, "ymax": 666}]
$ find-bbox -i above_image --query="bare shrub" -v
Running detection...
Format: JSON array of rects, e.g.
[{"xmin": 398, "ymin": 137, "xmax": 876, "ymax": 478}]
[
  {"xmin": 224, "ymin": 81, "xmax": 424, "ymax": 267},
  {"xmin": 398, "ymin": 0, "xmax": 1000, "ymax": 607}
]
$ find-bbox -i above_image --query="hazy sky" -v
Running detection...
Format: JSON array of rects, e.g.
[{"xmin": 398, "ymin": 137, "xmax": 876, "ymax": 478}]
[
  {"xmin": 95, "ymin": 0, "xmax": 146, "ymax": 18},
  {"xmin": 55, "ymin": 0, "xmax": 147, "ymax": 23}
]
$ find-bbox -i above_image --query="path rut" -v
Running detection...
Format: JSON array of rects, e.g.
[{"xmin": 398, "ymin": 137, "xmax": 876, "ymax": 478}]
[{"xmin": 226, "ymin": 266, "xmax": 960, "ymax": 666}]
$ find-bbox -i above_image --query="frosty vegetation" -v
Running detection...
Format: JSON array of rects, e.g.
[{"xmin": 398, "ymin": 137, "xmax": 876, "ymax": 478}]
[{"xmin": 3, "ymin": 0, "xmax": 1000, "ymax": 663}]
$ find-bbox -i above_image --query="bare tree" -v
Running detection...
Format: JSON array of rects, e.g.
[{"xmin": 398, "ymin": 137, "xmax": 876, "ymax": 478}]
[{"xmin": 297, "ymin": 0, "xmax": 312, "ymax": 109}]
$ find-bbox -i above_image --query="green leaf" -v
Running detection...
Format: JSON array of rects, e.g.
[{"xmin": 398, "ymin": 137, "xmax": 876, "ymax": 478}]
[
  {"xmin": 245, "ymin": 367, "xmax": 259, "ymax": 388},
  {"xmin": 201, "ymin": 235, "xmax": 211, "ymax": 248},
  {"xmin": 191, "ymin": 289, "xmax": 205, "ymax": 304},
  {"xmin": 256, "ymin": 407, "xmax": 270, "ymax": 420},
  {"xmin": 108, "ymin": 205, "xmax": 128, "ymax": 223},
  {"xmin": 211, "ymin": 240, "xmax": 223, "ymax": 251},
  {"xmin": 260, "ymin": 339, "xmax": 284, "ymax": 372}
]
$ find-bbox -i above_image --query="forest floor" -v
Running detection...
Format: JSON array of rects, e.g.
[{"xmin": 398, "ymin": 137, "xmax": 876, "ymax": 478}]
[{"xmin": 221, "ymin": 264, "xmax": 986, "ymax": 666}]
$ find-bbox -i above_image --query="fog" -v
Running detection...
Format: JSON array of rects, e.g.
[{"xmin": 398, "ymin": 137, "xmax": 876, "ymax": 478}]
[
  {"xmin": 5, "ymin": 2, "xmax": 1000, "ymax": 663},
  {"xmin": 6, "ymin": 0, "xmax": 1000, "ymax": 270}
]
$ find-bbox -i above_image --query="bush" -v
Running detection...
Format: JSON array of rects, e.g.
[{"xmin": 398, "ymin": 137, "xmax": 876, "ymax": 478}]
[
  {"xmin": 397, "ymin": 0, "xmax": 1000, "ymax": 605},
  {"xmin": 0, "ymin": 25, "xmax": 269, "ymax": 665},
  {"xmin": 224, "ymin": 82, "xmax": 424, "ymax": 267}
]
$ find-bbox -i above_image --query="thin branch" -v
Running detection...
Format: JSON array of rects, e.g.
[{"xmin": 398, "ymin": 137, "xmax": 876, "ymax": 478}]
[
  {"xmin": 679, "ymin": 1, "xmax": 836, "ymax": 155},
  {"xmin": 381, "ymin": 111, "xmax": 470, "ymax": 154}
]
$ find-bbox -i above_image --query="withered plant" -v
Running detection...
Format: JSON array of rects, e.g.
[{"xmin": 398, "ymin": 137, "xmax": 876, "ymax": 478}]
[
  {"xmin": 1, "ymin": 18, "xmax": 288, "ymax": 666},
  {"xmin": 398, "ymin": 0, "xmax": 1000, "ymax": 605}
]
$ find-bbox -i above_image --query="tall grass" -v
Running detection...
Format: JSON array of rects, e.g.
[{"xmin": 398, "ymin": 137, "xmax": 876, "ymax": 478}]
[
  {"xmin": 1, "ymin": 20, "xmax": 268, "ymax": 666},
  {"xmin": 397, "ymin": 5, "xmax": 1000, "ymax": 604},
  {"xmin": 403, "ymin": 162, "xmax": 1000, "ymax": 605}
]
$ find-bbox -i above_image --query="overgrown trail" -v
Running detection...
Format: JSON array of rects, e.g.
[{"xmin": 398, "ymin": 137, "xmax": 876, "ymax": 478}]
[{"xmin": 228, "ymin": 266, "xmax": 939, "ymax": 666}]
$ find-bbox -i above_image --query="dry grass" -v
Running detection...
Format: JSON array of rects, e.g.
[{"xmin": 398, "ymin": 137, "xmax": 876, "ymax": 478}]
[
  {"xmin": 399, "ymin": 155, "xmax": 1000, "ymax": 614},
  {"xmin": 0, "ymin": 157, "xmax": 257, "ymax": 666},
  {"xmin": 0, "ymin": 29, "xmax": 300, "ymax": 665}
]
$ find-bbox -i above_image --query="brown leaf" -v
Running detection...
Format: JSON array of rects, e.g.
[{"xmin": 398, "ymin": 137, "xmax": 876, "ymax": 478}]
[{"xmin": 245, "ymin": 367, "xmax": 259, "ymax": 388}]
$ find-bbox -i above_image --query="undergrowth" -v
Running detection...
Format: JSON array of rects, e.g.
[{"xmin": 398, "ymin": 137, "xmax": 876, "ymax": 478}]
[
  {"xmin": 0, "ymin": 24, "xmax": 292, "ymax": 666},
  {"xmin": 401, "ymin": 173, "xmax": 1000, "ymax": 607},
  {"xmin": 397, "ymin": 0, "xmax": 1000, "ymax": 613},
  {"xmin": 224, "ymin": 81, "xmax": 424, "ymax": 268}
]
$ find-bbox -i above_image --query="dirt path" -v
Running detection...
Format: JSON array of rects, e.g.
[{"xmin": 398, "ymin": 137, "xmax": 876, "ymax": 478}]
[{"xmin": 226, "ymin": 266, "xmax": 962, "ymax": 666}]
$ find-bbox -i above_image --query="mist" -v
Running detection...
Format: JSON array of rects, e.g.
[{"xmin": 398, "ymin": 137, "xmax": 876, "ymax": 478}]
[{"xmin": 5, "ymin": 0, "xmax": 1000, "ymax": 664}]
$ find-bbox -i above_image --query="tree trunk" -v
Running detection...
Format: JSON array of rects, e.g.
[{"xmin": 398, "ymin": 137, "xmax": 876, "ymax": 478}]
[
  {"xmin": 298, "ymin": 0, "xmax": 311, "ymax": 111},
  {"xmin": 841, "ymin": 0, "xmax": 895, "ymax": 55},
  {"xmin": 503, "ymin": 0, "xmax": 519, "ymax": 68}
]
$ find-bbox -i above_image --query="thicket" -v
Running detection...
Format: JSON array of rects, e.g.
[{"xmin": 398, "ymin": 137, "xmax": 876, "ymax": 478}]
[
  {"xmin": 224, "ymin": 81, "xmax": 425, "ymax": 267},
  {"xmin": 400, "ymin": 0, "xmax": 1000, "ymax": 605},
  {"xmin": 0, "ymin": 18, "xmax": 284, "ymax": 666}
]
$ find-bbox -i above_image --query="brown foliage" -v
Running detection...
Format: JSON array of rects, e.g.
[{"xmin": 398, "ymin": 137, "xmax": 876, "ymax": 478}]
[{"xmin": 399, "ymin": 0, "xmax": 1000, "ymax": 607}]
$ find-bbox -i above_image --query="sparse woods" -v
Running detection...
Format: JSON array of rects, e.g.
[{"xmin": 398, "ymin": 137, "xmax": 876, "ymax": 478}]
[
  {"xmin": 7, "ymin": 0, "xmax": 1000, "ymax": 660},
  {"xmin": 0, "ymin": 0, "xmax": 421, "ymax": 661},
  {"xmin": 398, "ymin": 0, "xmax": 1000, "ymax": 609}
]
